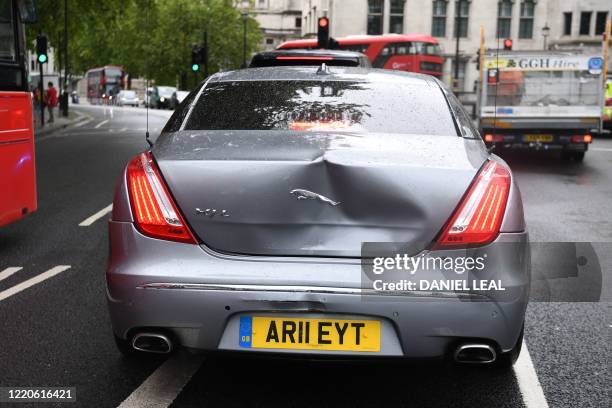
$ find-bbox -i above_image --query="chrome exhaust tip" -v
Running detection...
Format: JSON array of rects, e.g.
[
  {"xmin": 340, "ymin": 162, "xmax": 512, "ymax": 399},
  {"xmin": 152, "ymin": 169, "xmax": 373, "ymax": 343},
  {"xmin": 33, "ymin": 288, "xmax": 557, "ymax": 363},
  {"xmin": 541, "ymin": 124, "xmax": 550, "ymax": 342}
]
[
  {"xmin": 132, "ymin": 333, "xmax": 173, "ymax": 354},
  {"xmin": 454, "ymin": 343, "xmax": 496, "ymax": 364}
]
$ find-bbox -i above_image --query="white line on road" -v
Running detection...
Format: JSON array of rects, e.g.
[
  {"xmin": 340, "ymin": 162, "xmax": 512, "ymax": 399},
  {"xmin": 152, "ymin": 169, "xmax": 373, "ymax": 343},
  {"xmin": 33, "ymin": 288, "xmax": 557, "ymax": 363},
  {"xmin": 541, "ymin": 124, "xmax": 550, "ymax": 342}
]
[
  {"xmin": 117, "ymin": 353, "xmax": 204, "ymax": 408},
  {"xmin": 79, "ymin": 204, "xmax": 113, "ymax": 226},
  {"xmin": 94, "ymin": 119, "xmax": 110, "ymax": 129},
  {"xmin": 514, "ymin": 341, "xmax": 549, "ymax": 408},
  {"xmin": 590, "ymin": 147, "xmax": 612, "ymax": 152},
  {"xmin": 0, "ymin": 267, "xmax": 23, "ymax": 282},
  {"xmin": 74, "ymin": 118, "xmax": 93, "ymax": 128},
  {"xmin": 120, "ymin": 127, "xmax": 128, "ymax": 132},
  {"xmin": 0, "ymin": 266, "xmax": 71, "ymax": 302}
]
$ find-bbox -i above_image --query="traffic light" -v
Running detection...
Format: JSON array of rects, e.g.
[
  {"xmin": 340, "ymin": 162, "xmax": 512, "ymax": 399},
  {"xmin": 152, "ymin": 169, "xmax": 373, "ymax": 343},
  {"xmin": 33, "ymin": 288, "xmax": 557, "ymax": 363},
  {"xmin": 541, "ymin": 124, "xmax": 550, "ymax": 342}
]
[
  {"xmin": 503, "ymin": 39, "xmax": 513, "ymax": 50},
  {"xmin": 191, "ymin": 45, "xmax": 201, "ymax": 72},
  {"xmin": 36, "ymin": 35, "xmax": 48, "ymax": 64},
  {"xmin": 317, "ymin": 17, "xmax": 330, "ymax": 49}
]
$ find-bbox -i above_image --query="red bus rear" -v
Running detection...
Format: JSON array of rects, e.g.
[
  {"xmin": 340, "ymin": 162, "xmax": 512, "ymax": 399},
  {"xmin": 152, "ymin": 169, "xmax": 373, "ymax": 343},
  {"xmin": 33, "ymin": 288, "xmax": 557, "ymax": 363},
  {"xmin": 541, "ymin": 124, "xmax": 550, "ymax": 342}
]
[
  {"xmin": 0, "ymin": 0, "xmax": 37, "ymax": 227},
  {"xmin": 278, "ymin": 34, "xmax": 443, "ymax": 78}
]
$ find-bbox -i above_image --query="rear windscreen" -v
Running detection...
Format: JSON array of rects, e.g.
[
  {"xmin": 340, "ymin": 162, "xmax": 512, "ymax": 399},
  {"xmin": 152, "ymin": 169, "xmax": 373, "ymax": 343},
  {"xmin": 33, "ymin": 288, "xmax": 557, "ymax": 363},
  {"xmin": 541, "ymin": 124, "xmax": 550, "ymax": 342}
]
[{"xmin": 184, "ymin": 80, "xmax": 457, "ymax": 136}]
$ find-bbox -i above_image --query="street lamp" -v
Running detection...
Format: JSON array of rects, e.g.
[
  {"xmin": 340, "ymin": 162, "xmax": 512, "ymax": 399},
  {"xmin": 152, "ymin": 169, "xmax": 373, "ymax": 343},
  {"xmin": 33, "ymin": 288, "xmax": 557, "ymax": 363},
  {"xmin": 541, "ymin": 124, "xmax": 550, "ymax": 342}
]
[
  {"xmin": 542, "ymin": 23, "xmax": 550, "ymax": 50},
  {"xmin": 241, "ymin": 12, "xmax": 249, "ymax": 68}
]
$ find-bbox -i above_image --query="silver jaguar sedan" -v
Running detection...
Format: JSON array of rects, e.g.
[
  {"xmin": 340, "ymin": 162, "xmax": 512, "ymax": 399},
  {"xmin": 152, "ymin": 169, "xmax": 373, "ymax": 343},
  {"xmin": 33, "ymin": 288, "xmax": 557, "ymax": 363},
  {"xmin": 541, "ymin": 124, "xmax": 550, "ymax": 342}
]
[{"xmin": 107, "ymin": 66, "xmax": 529, "ymax": 368}]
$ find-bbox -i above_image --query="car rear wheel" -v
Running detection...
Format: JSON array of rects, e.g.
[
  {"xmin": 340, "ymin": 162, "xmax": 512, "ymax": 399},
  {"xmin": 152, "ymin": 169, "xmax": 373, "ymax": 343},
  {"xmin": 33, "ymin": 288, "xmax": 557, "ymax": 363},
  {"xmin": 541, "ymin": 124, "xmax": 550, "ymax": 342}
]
[
  {"xmin": 494, "ymin": 324, "xmax": 524, "ymax": 369},
  {"xmin": 114, "ymin": 334, "xmax": 138, "ymax": 357},
  {"xmin": 562, "ymin": 151, "xmax": 585, "ymax": 162}
]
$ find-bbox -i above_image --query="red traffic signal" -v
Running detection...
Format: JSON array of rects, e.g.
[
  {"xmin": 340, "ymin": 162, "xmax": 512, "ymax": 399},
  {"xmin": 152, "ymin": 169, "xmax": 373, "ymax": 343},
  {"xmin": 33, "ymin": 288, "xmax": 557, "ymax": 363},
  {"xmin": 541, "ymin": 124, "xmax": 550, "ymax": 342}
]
[
  {"xmin": 503, "ymin": 39, "xmax": 513, "ymax": 50},
  {"xmin": 317, "ymin": 17, "xmax": 330, "ymax": 48}
]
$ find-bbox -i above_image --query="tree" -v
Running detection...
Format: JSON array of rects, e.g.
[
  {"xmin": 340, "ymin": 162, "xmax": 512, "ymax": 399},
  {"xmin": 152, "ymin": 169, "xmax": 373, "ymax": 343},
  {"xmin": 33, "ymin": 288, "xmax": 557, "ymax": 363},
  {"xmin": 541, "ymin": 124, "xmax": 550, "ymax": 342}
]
[{"xmin": 28, "ymin": 0, "xmax": 262, "ymax": 89}]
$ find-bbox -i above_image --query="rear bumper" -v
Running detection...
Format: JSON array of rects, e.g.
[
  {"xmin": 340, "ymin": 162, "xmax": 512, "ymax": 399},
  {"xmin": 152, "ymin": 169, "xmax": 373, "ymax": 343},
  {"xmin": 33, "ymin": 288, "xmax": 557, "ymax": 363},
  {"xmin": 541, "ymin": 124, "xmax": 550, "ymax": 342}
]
[{"xmin": 106, "ymin": 222, "xmax": 529, "ymax": 358}]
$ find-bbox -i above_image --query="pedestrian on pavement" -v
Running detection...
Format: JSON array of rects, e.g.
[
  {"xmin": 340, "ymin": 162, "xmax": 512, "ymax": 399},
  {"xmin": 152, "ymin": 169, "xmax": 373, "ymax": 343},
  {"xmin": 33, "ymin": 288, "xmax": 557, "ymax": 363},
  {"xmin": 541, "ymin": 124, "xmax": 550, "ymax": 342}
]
[
  {"xmin": 32, "ymin": 87, "xmax": 41, "ymax": 126},
  {"xmin": 45, "ymin": 82, "xmax": 58, "ymax": 123}
]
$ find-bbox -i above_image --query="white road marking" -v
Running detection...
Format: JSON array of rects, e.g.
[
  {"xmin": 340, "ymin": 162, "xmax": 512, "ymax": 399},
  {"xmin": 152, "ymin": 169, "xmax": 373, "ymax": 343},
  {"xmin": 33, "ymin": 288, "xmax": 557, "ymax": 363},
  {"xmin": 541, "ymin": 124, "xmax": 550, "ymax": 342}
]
[
  {"xmin": 120, "ymin": 127, "xmax": 128, "ymax": 132},
  {"xmin": 74, "ymin": 118, "xmax": 93, "ymax": 128},
  {"xmin": 514, "ymin": 341, "xmax": 549, "ymax": 408},
  {"xmin": 94, "ymin": 119, "xmax": 110, "ymax": 129},
  {"xmin": 117, "ymin": 353, "xmax": 204, "ymax": 408},
  {"xmin": 590, "ymin": 147, "xmax": 612, "ymax": 152},
  {"xmin": 0, "ymin": 266, "xmax": 71, "ymax": 302},
  {"xmin": 0, "ymin": 267, "xmax": 23, "ymax": 282},
  {"xmin": 79, "ymin": 204, "xmax": 113, "ymax": 226}
]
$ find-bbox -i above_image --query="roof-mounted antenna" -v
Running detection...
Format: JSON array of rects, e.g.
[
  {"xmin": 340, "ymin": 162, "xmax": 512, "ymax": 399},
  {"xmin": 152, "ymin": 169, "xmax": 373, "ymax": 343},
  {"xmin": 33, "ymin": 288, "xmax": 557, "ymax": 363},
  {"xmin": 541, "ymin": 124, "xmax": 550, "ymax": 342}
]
[
  {"xmin": 316, "ymin": 63, "xmax": 331, "ymax": 75},
  {"xmin": 145, "ymin": 0, "xmax": 153, "ymax": 148}
]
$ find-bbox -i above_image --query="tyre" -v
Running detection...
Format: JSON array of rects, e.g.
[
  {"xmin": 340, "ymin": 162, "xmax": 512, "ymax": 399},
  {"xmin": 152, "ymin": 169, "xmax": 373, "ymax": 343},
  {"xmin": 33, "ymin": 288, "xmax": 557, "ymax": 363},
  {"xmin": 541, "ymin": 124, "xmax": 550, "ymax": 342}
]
[
  {"xmin": 572, "ymin": 151, "xmax": 585, "ymax": 162},
  {"xmin": 494, "ymin": 324, "xmax": 524, "ymax": 369},
  {"xmin": 114, "ymin": 334, "xmax": 137, "ymax": 357}
]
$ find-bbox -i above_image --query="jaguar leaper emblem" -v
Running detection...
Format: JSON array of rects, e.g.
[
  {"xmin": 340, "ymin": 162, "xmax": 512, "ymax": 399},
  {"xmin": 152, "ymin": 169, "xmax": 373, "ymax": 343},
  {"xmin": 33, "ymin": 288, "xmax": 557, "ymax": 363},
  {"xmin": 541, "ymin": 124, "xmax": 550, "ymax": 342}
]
[{"xmin": 290, "ymin": 189, "xmax": 340, "ymax": 207}]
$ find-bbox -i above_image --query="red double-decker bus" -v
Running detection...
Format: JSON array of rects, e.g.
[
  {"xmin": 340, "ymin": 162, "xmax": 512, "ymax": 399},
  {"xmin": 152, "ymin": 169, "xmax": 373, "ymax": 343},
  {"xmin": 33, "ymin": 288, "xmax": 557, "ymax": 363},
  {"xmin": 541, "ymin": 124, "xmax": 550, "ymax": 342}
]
[
  {"xmin": 86, "ymin": 65, "xmax": 124, "ymax": 104},
  {"xmin": 278, "ymin": 34, "xmax": 444, "ymax": 78},
  {"xmin": 0, "ymin": 0, "xmax": 37, "ymax": 228}
]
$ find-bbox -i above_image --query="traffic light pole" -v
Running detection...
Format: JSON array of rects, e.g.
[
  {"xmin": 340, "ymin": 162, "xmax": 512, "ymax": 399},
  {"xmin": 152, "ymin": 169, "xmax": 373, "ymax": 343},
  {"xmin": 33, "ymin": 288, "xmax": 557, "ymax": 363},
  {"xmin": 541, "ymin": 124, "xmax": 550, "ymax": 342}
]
[
  {"xmin": 454, "ymin": 0, "xmax": 462, "ymax": 91},
  {"xmin": 63, "ymin": 0, "xmax": 69, "ymax": 116},
  {"xmin": 204, "ymin": 31, "xmax": 208, "ymax": 78},
  {"xmin": 39, "ymin": 61, "xmax": 44, "ymax": 126}
]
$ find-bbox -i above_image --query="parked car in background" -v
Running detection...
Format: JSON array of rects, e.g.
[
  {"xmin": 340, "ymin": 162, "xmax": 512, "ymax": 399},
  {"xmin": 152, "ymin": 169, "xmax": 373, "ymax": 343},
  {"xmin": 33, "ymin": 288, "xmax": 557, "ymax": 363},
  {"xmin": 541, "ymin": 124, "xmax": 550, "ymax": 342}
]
[
  {"xmin": 116, "ymin": 90, "xmax": 140, "ymax": 107},
  {"xmin": 144, "ymin": 86, "xmax": 177, "ymax": 109},
  {"xmin": 156, "ymin": 86, "xmax": 177, "ymax": 109},
  {"xmin": 175, "ymin": 90, "xmax": 190, "ymax": 105}
]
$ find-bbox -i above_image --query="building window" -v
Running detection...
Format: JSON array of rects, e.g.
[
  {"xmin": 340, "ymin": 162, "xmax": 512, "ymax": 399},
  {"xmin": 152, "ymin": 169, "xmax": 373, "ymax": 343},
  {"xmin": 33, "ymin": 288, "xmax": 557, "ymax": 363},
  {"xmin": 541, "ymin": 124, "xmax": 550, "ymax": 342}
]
[
  {"xmin": 497, "ymin": 0, "xmax": 513, "ymax": 38},
  {"xmin": 432, "ymin": 0, "xmax": 447, "ymax": 37},
  {"xmin": 367, "ymin": 0, "xmax": 384, "ymax": 35},
  {"xmin": 295, "ymin": 17, "xmax": 302, "ymax": 28},
  {"xmin": 454, "ymin": 0, "xmax": 469, "ymax": 38},
  {"xmin": 518, "ymin": 0, "xmax": 534, "ymax": 39},
  {"xmin": 563, "ymin": 12, "xmax": 572, "ymax": 36},
  {"xmin": 595, "ymin": 12, "xmax": 608, "ymax": 35},
  {"xmin": 389, "ymin": 0, "xmax": 405, "ymax": 34},
  {"xmin": 579, "ymin": 11, "xmax": 591, "ymax": 36}
]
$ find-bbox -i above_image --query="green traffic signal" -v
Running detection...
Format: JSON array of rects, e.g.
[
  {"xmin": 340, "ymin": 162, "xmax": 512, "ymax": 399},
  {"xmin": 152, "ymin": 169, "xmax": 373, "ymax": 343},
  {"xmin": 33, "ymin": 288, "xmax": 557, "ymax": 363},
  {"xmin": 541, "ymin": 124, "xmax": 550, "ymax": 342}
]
[
  {"xmin": 38, "ymin": 54, "xmax": 48, "ymax": 64},
  {"xmin": 191, "ymin": 63, "xmax": 200, "ymax": 72}
]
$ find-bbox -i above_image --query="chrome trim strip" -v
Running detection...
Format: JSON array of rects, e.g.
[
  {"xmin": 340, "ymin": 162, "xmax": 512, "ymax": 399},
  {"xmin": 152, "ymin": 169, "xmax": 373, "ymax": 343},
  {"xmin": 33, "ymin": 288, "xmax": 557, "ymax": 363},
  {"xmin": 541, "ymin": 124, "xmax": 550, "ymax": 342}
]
[{"xmin": 137, "ymin": 282, "xmax": 488, "ymax": 300}]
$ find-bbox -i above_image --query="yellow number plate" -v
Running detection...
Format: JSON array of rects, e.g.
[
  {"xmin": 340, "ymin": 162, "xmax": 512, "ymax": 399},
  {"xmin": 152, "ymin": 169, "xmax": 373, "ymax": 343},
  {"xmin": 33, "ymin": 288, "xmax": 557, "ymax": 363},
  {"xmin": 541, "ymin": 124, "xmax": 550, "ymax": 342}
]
[
  {"xmin": 239, "ymin": 316, "xmax": 380, "ymax": 352},
  {"xmin": 524, "ymin": 134, "xmax": 553, "ymax": 142}
]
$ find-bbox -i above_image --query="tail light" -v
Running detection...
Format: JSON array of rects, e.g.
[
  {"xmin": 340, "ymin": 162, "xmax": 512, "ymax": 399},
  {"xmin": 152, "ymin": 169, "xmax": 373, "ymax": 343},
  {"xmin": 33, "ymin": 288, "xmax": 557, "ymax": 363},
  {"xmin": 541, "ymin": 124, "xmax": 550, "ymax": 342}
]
[
  {"xmin": 435, "ymin": 160, "xmax": 511, "ymax": 249},
  {"xmin": 126, "ymin": 152, "xmax": 197, "ymax": 244},
  {"xmin": 484, "ymin": 134, "xmax": 505, "ymax": 143},
  {"xmin": 571, "ymin": 135, "xmax": 592, "ymax": 143}
]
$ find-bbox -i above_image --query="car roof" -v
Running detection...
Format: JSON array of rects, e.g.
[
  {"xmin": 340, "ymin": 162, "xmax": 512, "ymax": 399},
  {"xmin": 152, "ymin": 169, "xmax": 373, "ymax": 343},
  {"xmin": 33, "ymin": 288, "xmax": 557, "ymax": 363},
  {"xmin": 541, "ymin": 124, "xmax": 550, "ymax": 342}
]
[
  {"xmin": 253, "ymin": 49, "xmax": 367, "ymax": 59},
  {"xmin": 208, "ymin": 66, "xmax": 440, "ymax": 86},
  {"xmin": 278, "ymin": 33, "xmax": 439, "ymax": 48},
  {"xmin": 249, "ymin": 49, "xmax": 370, "ymax": 68}
]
